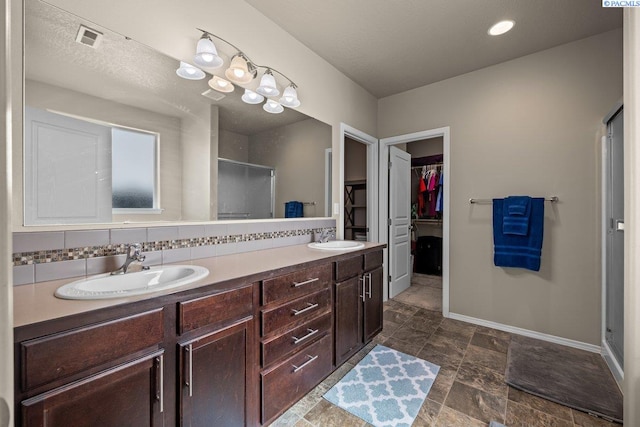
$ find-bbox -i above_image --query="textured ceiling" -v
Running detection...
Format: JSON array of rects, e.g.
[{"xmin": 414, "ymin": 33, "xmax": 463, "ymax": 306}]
[
  {"xmin": 245, "ymin": 0, "xmax": 622, "ymax": 98},
  {"xmin": 25, "ymin": 0, "xmax": 310, "ymax": 136}
]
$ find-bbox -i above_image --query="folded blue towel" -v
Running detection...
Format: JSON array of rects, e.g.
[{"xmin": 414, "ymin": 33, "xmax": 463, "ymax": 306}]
[
  {"xmin": 285, "ymin": 201, "xmax": 303, "ymax": 218},
  {"xmin": 493, "ymin": 198, "xmax": 544, "ymax": 271},
  {"xmin": 503, "ymin": 196, "xmax": 531, "ymax": 236}
]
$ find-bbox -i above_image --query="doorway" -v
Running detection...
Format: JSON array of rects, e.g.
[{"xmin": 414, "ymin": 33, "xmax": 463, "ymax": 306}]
[{"xmin": 379, "ymin": 127, "xmax": 450, "ymax": 315}]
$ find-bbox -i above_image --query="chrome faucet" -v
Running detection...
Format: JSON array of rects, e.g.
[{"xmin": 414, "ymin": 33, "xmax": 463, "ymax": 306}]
[
  {"xmin": 317, "ymin": 229, "xmax": 335, "ymax": 243},
  {"xmin": 111, "ymin": 243, "xmax": 150, "ymax": 275}
]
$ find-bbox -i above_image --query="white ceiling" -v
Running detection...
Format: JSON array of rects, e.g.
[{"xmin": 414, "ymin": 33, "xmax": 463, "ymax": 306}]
[{"xmin": 245, "ymin": 0, "xmax": 622, "ymax": 98}]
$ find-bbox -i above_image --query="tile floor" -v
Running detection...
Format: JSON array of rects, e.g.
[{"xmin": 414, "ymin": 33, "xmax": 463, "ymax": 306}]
[{"xmin": 271, "ymin": 276, "xmax": 621, "ymax": 427}]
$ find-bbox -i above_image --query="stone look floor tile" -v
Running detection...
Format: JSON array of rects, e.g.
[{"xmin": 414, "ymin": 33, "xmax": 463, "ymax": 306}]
[
  {"xmin": 475, "ymin": 325, "xmax": 513, "ymax": 341},
  {"xmin": 505, "ymin": 400, "xmax": 573, "ymax": 427},
  {"xmin": 427, "ymin": 368, "xmax": 457, "ymax": 404},
  {"xmin": 293, "ymin": 418, "xmax": 314, "ymax": 427},
  {"xmin": 383, "ymin": 336, "xmax": 424, "ymax": 357},
  {"xmin": 455, "ymin": 360, "xmax": 509, "ymax": 399},
  {"xmin": 431, "ymin": 326, "xmax": 473, "ymax": 345},
  {"xmin": 444, "ymin": 381, "xmax": 506, "ymax": 424},
  {"xmin": 507, "ymin": 387, "xmax": 573, "ymax": 422},
  {"xmin": 462, "ymin": 344, "xmax": 508, "ymax": 374},
  {"xmin": 389, "ymin": 325, "xmax": 433, "ymax": 347},
  {"xmin": 270, "ymin": 406, "xmax": 302, "ymax": 426},
  {"xmin": 438, "ymin": 318, "xmax": 477, "ymax": 337},
  {"xmin": 470, "ymin": 332, "xmax": 511, "ymax": 353},
  {"xmin": 425, "ymin": 332, "xmax": 468, "ymax": 360},
  {"xmin": 383, "ymin": 309, "xmax": 412, "ymax": 326},
  {"xmin": 434, "ymin": 406, "xmax": 487, "ymax": 427},
  {"xmin": 414, "ymin": 398, "xmax": 442, "ymax": 426},
  {"xmin": 572, "ymin": 409, "xmax": 621, "ymax": 427},
  {"xmin": 303, "ymin": 399, "xmax": 366, "ymax": 427},
  {"xmin": 418, "ymin": 345, "xmax": 464, "ymax": 372}
]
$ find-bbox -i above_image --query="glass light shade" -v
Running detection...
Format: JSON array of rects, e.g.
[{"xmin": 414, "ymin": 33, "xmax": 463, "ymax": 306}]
[
  {"xmin": 208, "ymin": 76, "xmax": 234, "ymax": 93},
  {"xmin": 263, "ymin": 99, "xmax": 284, "ymax": 114},
  {"xmin": 194, "ymin": 36, "xmax": 223, "ymax": 68},
  {"xmin": 176, "ymin": 61, "xmax": 205, "ymax": 80},
  {"xmin": 225, "ymin": 55, "xmax": 254, "ymax": 84},
  {"xmin": 488, "ymin": 20, "xmax": 515, "ymax": 36},
  {"xmin": 279, "ymin": 85, "xmax": 300, "ymax": 108},
  {"xmin": 256, "ymin": 71, "xmax": 280, "ymax": 97},
  {"xmin": 241, "ymin": 89, "xmax": 265, "ymax": 104}
]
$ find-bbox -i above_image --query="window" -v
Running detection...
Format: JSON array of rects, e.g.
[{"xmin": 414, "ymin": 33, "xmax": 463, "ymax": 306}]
[{"xmin": 111, "ymin": 127, "xmax": 159, "ymax": 212}]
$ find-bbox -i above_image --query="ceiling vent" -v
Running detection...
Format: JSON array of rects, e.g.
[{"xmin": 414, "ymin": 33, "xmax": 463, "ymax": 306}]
[
  {"xmin": 201, "ymin": 89, "xmax": 226, "ymax": 102},
  {"xmin": 75, "ymin": 25, "xmax": 103, "ymax": 49}
]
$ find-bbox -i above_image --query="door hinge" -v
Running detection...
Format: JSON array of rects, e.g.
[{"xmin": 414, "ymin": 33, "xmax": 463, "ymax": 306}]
[
  {"xmin": 388, "ymin": 218, "xmax": 392, "ymax": 226},
  {"xmin": 388, "ymin": 160, "xmax": 393, "ymax": 169},
  {"xmin": 388, "ymin": 275, "xmax": 392, "ymax": 283}
]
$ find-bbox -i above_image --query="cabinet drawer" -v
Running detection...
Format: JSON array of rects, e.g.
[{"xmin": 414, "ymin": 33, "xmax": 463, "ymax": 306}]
[
  {"xmin": 335, "ymin": 255, "xmax": 363, "ymax": 282},
  {"xmin": 262, "ymin": 289, "xmax": 331, "ymax": 336},
  {"xmin": 21, "ymin": 308, "xmax": 163, "ymax": 392},
  {"xmin": 178, "ymin": 284, "xmax": 254, "ymax": 334},
  {"xmin": 364, "ymin": 250, "xmax": 383, "ymax": 271},
  {"xmin": 261, "ymin": 334, "xmax": 333, "ymax": 423},
  {"xmin": 261, "ymin": 313, "xmax": 331, "ymax": 367},
  {"xmin": 262, "ymin": 263, "xmax": 331, "ymax": 305}
]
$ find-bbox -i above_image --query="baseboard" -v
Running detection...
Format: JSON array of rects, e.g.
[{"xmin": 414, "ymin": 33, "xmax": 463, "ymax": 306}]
[
  {"xmin": 601, "ymin": 340, "xmax": 624, "ymax": 391},
  {"xmin": 448, "ymin": 312, "xmax": 601, "ymax": 353}
]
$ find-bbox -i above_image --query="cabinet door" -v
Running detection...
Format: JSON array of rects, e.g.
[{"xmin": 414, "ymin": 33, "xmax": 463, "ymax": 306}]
[
  {"xmin": 334, "ymin": 276, "xmax": 363, "ymax": 366},
  {"xmin": 21, "ymin": 351, "xmax": 164, "ymax": 427},
  {"xmin": 364, "ymin": 266, "xmax": 384, "ymax": 343},
  {"xmin": 179, "ymin": 321, "xmax": 248, "ymax": 427}
]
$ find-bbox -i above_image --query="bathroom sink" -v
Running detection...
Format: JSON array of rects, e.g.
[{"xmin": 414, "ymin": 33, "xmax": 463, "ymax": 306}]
[
  {"xmin": 55, "ymin": 265, "xmax": 209, "ymax": 300},
  {"xmin": 307, "ymin": 241, "xmax": 365, "ymax": 251}
]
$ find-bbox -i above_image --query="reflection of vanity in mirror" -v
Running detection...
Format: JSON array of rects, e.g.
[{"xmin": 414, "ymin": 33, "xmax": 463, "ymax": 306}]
[{"xmin": 22, "ymin": 0, "xmax": 332, "ymax": 226}]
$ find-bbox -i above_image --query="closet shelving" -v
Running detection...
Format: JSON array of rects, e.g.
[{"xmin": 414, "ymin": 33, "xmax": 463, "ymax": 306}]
[{"xmin": 344, "ymin": 179, "xmax": 367, "ymax": 240}]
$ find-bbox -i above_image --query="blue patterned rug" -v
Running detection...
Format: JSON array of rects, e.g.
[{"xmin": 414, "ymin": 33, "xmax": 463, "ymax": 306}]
[{"xmin": 323, "ymin": 345, "xmax": 440, "ymax": 427}]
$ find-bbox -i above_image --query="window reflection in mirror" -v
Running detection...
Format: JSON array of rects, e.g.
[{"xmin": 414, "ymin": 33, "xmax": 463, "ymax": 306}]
[{"xmin": 22, "ymin": 0, "xmax": 332, "ymax": 226}]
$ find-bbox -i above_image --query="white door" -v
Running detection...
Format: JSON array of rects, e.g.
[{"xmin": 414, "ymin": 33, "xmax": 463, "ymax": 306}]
[
  {"xmin": 388, "ymin": 146, "xmax": 412, "ymax": 298},
  {"xmin": 25, "ymin": 107, "xmax": 112, "ymax": 224}
]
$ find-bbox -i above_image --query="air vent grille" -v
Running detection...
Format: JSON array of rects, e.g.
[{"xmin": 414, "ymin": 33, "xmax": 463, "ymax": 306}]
[
  {"xmin": 75, "ymin": 25, "xmax": 103, "ymax": 49},
  {"xmin": 201, "ymin": 89, "xmax": 226, "ymax": 102}
]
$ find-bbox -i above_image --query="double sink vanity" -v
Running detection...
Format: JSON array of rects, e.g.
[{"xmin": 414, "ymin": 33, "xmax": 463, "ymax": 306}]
[{"xmin": 13, "ymin": 241, "xmax": 384, "ymax": 426}]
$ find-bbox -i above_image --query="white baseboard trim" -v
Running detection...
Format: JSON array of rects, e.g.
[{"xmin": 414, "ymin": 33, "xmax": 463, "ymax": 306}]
[
  {"xmin": 601, "ymin": 340, "xmax": 624, "ymax": 391},
  {"xmin": 448, "ymin": 312, "xmax": 601, "ymax": 353}
]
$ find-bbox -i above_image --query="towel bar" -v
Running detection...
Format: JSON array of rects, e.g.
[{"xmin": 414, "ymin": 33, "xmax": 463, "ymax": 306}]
[{"xmin": 469, "ymin": 196, "xmax": 559, "ymax": 205}]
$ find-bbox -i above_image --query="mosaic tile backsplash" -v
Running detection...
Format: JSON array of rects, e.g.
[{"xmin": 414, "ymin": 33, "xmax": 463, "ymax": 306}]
[{"xmin": 12, "ymin": 219, "xmax": 336, "ymax": 285}]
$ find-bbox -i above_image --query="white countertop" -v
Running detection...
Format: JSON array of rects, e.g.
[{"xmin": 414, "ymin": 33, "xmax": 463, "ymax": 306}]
[{"xmin": 14, "ymin": 242, "xmax": 385, "ymax": 328}]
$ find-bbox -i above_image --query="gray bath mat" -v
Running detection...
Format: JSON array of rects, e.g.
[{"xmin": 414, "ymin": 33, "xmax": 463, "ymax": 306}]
[{"xmin": 505, "ymin": 335, "xmax": 622, "ymax": 423}]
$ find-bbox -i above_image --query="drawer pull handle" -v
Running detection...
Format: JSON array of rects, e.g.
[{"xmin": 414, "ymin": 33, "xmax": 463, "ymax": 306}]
[
  {"xmin": 291, "ymin": 302, "xmax": 319, "ymax": 316},
  {"xmin": 185, "ymin": 344, "xmax": 193, "ymax": 397},
  {"xmin": 155, "ymin": 355, "xmax": 164, "ymax": 413},
  {"xmin": 292, "ymin": 354, "xmax": 319, "ymax": 373},
  {"xmin": 359, "ymin": 276, "xmax": 366, "ymax": 302},
  {"xmin": 366, "ymin": 272, "xmax": 373, "ymax": 298},
  {"xmin": 293, "ymin": 277, "xmax": 319, "ymax": 288},
  {"xmin": 292, "ymin": 328, "xmax": 319, "ymax": 344}
]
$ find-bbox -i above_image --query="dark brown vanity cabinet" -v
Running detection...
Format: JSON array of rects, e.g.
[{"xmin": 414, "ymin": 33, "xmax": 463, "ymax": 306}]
[
  {"xmin": 177, "ymin": 284, "xmax": 256, "ymax": 427},
  {"xmin": 334, "ymin": 250, "xmax": 384, "ymax": 367}
]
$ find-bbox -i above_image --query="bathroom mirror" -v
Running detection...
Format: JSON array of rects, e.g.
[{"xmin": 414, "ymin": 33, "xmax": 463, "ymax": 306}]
[{"xmin": 22, "ymin": 0, "xmax": 332, "ymax": 225}]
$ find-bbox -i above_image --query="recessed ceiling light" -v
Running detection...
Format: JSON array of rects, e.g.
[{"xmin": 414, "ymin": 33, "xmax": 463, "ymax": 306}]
[{"xmin": 488, "ymin": 20, "xmax": 515, "ymax": 36}]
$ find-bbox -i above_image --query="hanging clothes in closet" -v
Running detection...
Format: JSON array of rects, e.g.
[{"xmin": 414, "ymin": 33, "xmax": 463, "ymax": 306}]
[{"xmin": 415, "ymin": 164, "xmax": 442, "ymax": 219}]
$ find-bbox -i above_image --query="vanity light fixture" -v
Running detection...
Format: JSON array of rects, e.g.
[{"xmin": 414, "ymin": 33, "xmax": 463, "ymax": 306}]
[
  {"xmin": 178, "ymin": 28, "xmax": 301, "ymax": 113},
  {"xmin": 208, "ymin": 75, "xmax": 234, "ymax": 93},
  {"xmin": 256, "ymin": 69, "xmax": 280, "ymax": 97},
  {"xmin": 242, "ymin": 89, "xmax": 265, "ymax": 104},
  {"xmin": 279, "ymin": 84, "xmax": 300, "ymax": 108},
  {"xmin": 488, "ymin": 20, "xmax": 515, "ymax": 36},
  {"xmin": 176, "ymin": 61, "xmax": 205, "ymax": 80},
  {"xmin": 225, "ymin": 54, "xmax": 256, "ymax": 85},
  {"xmin": 263, "ymin": 99, "xmax": 284, "ymax": 114},
  {"xmin": 194, "ymin": 33, "xmax": 223, "ymax": 68}
]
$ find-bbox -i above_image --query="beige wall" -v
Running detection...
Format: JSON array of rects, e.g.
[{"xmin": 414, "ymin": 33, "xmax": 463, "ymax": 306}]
[
  {"xmin": 345, "ymin": 137, "xmax": 367, "ymax": 182},
  {"xmin": 249, "ymin": 118, "xmax": 331, "ymax": 218},
  {"xmin": 623, "ymin": 9, "xmax": 640, "ymax": 425},
  {"xmin": 379, "ymin": 29, "xmax": 623, "ymax": 345},
  {"xmin": 181, "ymin": 105, "xmax": 213, "ymax": 221},
  {"xmin": 23, "ymin": 80, "xmax": 184, "ymax": 224},
  {"xmin": 407, "ymin": 137, "xmax": 443, "ymax": 158},
  {"xmin": 219, "ymin": 129, "xmax": 249, "ymax": 163}
]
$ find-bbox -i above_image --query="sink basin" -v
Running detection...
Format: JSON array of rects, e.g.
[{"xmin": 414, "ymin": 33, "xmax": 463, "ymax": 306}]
[
  {"xmin": 55, "ymin": 265, "xmax": 209, "ymax": 300},
  {"xmin": 307, "ymin": 240, "xmax": 365, "ymax": 251}
]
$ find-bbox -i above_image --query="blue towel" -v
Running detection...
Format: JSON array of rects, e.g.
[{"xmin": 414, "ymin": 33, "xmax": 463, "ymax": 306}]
[
  {"xmin": 503, "ymin": 196, "xmax": 531, "ymax": 236},
  {"xmin": 285, "ymin": 201, "xmax": 303, "ymax": 218},
  {"xmin": 493, "ymin": 197, "xmax": 544, "ymax": 271}
]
